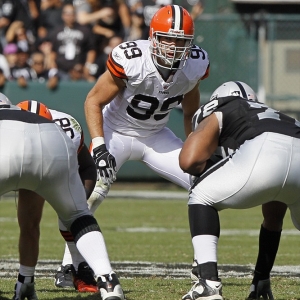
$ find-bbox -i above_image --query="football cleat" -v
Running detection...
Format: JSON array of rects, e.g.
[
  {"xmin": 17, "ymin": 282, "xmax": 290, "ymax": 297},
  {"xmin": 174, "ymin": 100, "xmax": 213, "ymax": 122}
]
[
  {"xmin": 182, "ymin": 278, "xmax": 223, "ymax": 300},
  {"xmin": 54, "ymin": 264, "xmax": 75, "ymax": 288},
  {"xmin": 12, "ymin": 282, "xmax": 38, "ymax": 300},
  {"xmin": 97, "ymin": 271, "xmax": 125, "ymax": 300},
  {"xmin": 246, "ymin": 278, "xmax": 274, "ymax": 300},
  {"xmin": 74, "ymin": 262, "xmax": 98, "ymax": 293}
]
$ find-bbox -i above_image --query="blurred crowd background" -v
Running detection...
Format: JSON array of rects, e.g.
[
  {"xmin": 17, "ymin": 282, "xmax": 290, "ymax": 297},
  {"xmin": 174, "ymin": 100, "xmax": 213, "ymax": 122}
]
[{"xmin": 0, "ymin": 0, "xmax": 204, "ymax": 90}]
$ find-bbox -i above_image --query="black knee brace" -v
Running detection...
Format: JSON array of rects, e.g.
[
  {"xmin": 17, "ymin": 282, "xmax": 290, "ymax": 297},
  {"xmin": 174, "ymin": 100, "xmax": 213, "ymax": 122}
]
[{"xmin": 189, "ymin": 204, "xmax": 220, "ymax": 238}]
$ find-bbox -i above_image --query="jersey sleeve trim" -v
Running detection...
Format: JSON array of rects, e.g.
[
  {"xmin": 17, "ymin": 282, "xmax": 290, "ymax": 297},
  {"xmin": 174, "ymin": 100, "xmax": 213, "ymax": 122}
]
[
  {"xmin": 107, "ymin": 53, "xmax": 128, "ymax": 80},
  {"xmin": 77, "ymin": 131, "xmax": 84, "ymax": 154},
  {"xmin": 201, "ymin": 63, "xmax": 210, "ymax": 80}
]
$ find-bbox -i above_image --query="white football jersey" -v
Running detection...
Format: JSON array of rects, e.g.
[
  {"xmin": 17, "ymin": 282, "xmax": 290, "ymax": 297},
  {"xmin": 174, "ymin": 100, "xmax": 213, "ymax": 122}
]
[
  {"xmin": 104, "ymin": 40, "xmax": 210, "ymax": 137},
  {"xmin": 50, "ymin": 109, "xmax": 84, "ymax": 153}
]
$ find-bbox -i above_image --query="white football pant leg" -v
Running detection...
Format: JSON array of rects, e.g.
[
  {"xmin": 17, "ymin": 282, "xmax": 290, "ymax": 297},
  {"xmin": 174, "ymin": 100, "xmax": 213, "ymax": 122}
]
[{"xmin": 141, "ymin": 127, "xmax": 191, "ymax": 190}]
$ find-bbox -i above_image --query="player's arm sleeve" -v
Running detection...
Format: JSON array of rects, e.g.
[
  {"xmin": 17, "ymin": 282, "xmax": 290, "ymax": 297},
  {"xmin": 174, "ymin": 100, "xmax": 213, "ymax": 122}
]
[
  {"xmin": 77, "ymin": 143, "xmax": 97, "ymax": 199},
  {"xmin": 201, "ymin": 63, "xmax": 210, "ymax": 80},
  {"xmin": 77, "ymin": 131, "xmax": 84, "ymax": 154}
]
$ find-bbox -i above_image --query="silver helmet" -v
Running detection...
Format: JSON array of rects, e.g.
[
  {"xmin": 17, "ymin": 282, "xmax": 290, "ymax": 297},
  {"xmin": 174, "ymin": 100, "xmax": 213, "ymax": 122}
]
[
  {"xmin": 0, "ymin": 92, "xmax": 12, "ymax": 105},
  {"xmin": 210, "ymin": 81, "xmax": 257, "ymax": 101}
]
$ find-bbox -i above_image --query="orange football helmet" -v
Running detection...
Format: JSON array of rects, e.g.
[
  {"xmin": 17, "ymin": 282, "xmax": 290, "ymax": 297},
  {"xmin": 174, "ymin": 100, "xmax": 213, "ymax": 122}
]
[
  {"xmin": 17, "ymin": 100, "xmax": 53, "ymax": 120},
  {"xmin": 149, "ymin": 5, "xmax": 194, "ymax": 70}
]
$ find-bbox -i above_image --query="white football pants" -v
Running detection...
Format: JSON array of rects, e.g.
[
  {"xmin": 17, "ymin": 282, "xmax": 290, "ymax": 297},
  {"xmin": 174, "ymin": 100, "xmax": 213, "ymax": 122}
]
[{"xmin": 189, "ymin": 132, "xmax": 300, "ymax": 230}]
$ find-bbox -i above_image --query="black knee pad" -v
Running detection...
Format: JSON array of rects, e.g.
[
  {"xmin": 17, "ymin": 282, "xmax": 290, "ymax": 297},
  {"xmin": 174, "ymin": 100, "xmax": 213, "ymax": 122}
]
[
  {"xmin": 70, "ymin": 215, "xmax": 101, "ymax": 244},
  {"xmin": 189, "ymin": 204, "xmax": 220, "ymax": 238}
]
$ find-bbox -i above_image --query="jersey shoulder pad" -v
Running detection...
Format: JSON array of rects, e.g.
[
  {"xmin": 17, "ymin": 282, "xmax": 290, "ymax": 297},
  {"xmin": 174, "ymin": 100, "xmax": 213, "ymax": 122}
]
[
  {"xmin": 107, "ymin": 40, "xmax": 150, "ymax": 80},
  {"xmin": 192, "ymin": 99, "xmax": 220, "ymax": 131},
  {"xmin": 185, "ymin": 45, "xmax": 210, "ymax": 80},
  {"xmin": 50, "ymin": 109, "xmax": 84, "ymax": 149}
]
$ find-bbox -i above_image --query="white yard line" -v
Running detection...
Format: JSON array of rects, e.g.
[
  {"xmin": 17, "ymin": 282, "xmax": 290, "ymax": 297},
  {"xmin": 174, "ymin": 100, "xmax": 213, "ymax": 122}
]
[
  {"xmin": 116, "ymin": 227, "xmax": 300, "ymax": 236},
  {"xmin": 1, "ymin": 259, "xmax": 299, "ymax": 279}
]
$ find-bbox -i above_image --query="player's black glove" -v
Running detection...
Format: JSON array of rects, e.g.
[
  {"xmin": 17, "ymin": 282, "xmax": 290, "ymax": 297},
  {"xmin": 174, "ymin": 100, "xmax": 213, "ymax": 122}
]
[{"xmin": 93, "ymin": 144, "xmax": 116, "ymax": 184}]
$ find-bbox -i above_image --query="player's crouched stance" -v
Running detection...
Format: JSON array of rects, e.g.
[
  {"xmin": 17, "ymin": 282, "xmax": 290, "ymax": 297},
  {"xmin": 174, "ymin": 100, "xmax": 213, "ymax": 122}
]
[
  {"xmin": 179, "ymin": 81, "xmax": 300, "ymax": 300},
  {"xmin": 0, "ymin": 97, "xmax": 124, "ymax": 300}
]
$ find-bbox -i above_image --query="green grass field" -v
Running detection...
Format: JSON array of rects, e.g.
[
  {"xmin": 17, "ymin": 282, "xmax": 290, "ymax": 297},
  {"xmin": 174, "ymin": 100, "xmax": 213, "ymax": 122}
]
[{"xmin": 1, "ymin": 187, "xmax": 300, "ymax": 300}]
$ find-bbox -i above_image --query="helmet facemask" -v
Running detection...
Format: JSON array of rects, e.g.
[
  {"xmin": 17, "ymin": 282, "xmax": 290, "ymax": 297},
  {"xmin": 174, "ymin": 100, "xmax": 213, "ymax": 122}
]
[{"xmin": 150, "ymin": 30, "xmax": 193, "ymax": 70}]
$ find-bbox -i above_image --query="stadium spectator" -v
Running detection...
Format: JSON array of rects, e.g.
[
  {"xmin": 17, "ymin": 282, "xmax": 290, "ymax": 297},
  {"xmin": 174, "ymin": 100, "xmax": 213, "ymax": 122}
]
[
  {"xmin": 2, "ymin": 43, "xmax": 18, "ymax": 79},
  {"xmin": 4, "ymin": 0, "xmax": 40, "ymax": 48},
  {"xmin": 19, "ymin": 51, "xmax": 60, "ymax": 89},
  {"xmin": 89, "ymin": 35, "xmax": 123, "ymax": 80},
  {"xmin": 38, "ymin": 0, "xmax": 64, "ymax": 41},
  {"xmin": 74, "ymin": 0, "xmax": 115, "ymax": 27},
  {"xmin": 0, "ymin": 46, "xmax": 11, "ymax": 79},
  {"xmin": 67, "ymin": 63, "xmax": 86, "ymax": 81},
  {"xmin": 0, "ymin": 96, "xmax": 124, "ymax": 300},
  {"xmin": 37, "ymin": 37, "xmax": 53, "ymax": 70},
  {"xmin": 126, "ymin": 10, "xmax": 148, "ymax": 41},
  {"xmin": 126, "ymin": 0, "xmax": 143, "ymax": 14},
  {"xmin": 10, "ymin": 48, "xmax": 31, "ymax": 88},
  {"xmin": 5, "ymin": 21, "xmax": 36, "ymax": 53},
  {"xmin": 48, "ymin": 3, "xmax": 96, "ymax": 80},
  {"xmin": 83, "ymin": 5, "xmax": 209, "ymax": 218},
  {"xmin": 80, "ymin": 0, "xmax": 131, "ymax": 49},
  {"xmin": 179, "ymin": 81, "xmax": 300, "ymax": 300},
  {"xmin": 0, "ymin": 0, "xmax": 14, "ymax": 50}
]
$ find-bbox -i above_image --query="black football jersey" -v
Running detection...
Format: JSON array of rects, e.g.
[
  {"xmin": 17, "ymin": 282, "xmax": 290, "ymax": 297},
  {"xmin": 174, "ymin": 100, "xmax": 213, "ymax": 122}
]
[{"xmin": 192, "ymin": 96, "xmax": 300, "ymax": 156}]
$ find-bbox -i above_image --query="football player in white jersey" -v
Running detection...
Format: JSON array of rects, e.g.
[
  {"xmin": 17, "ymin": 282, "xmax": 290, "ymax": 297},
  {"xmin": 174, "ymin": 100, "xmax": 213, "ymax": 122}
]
[
  {"xmin": 179, "ymin": 82, "xmax": 300, "ymax": 300},
  {"xmin": 13, "ymin": 101, "xmax": 99, "ymax": 296},
  {"xmin": 49, "ymin": 108, "xmax": 99, "ymax": 292},
  {"xmin": 1, "ymin": 96, "xmax": 125, "ymax": 300},
  {"xmin": 84, "ymin": 4, "xmax": 209, "ymax": 219}
]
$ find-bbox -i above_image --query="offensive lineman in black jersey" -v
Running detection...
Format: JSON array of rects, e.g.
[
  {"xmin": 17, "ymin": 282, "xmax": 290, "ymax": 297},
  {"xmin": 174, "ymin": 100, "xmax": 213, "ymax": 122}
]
[
  {"xmin": 187, "ymin": 81, "xmax": 288, "ymax": 300},
  {"xmin": 179, "ymin": 81, "xmax": 300, "ymax": 300}
]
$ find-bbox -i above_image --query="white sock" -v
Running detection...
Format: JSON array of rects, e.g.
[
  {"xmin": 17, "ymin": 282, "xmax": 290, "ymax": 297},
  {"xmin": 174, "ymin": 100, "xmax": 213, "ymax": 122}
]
[
  {"xmin": 61, "ymin": 243, "xmax": 73, "ymax": 266},
  {"xmin": 64, "ymin": 242, "xmax": 85, "ymax": 271},
  {"xmin": 19, "ymin": 265, "xmax": 35, "ymax": 277},
  {"xmin": 192, "ymin": 235, "xmax": 218, "ymax": 264},
  {"xmin": 76, "ymin": 231, "xmax": 112, "ymax": 276}
]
